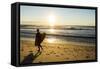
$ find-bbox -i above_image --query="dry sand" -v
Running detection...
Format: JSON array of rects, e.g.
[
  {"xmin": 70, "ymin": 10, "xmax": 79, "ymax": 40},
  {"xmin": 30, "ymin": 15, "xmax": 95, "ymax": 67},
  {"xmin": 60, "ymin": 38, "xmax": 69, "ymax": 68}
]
[{"xmin": 20, "ymin": 40, "xmax": 95, "ymax": 64}]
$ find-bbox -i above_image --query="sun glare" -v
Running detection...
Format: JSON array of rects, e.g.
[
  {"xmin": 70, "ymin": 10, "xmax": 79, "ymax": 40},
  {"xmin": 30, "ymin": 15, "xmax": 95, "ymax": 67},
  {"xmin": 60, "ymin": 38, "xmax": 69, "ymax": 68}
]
[{"xmin": 48, "ymin": 14, "xmax": 56, "ymax": 26}]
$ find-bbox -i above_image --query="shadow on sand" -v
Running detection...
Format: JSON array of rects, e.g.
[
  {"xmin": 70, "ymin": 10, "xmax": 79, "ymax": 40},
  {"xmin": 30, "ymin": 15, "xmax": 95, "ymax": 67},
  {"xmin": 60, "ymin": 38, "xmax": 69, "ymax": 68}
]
[{"xmin": 21, "ymin": 50, "xmax": 42, "ymax": 64}]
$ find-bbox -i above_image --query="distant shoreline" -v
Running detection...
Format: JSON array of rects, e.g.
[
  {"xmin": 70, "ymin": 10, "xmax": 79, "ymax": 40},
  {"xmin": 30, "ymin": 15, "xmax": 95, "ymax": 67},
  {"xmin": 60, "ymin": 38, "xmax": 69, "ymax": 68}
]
[{"xmin": 20, "ymin": 33, "xmax": 96, "ymax": 38}]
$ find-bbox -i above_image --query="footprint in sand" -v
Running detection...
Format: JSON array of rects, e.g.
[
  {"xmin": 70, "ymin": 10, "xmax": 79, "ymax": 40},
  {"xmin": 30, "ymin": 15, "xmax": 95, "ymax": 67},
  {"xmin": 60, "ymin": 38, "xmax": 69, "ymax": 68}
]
[
  {"xmin": 46, "ymin": 53, "xmax": 50, "ymax": 55},
  {"xmin": 29, "ymin": 51, "xmax": 33, "ymax": 53},
  {"xmin": 60, "ymin": 53, "xmax": 64, "ymax": 55},
  {"xmin": 64, "ymin": 48, "xmax": 66, "ymax": 49},
  {"xmin": 54, "ymin": 52, "xmax": 56, "ymax": 54},
  {"xmin": 65, "ymin": 57, "xmax": 69, "ymax": 60},
  {"xmin": 56, "ymin": 55, "xmax": 60, "ymax": 57},
  {"xmin": 57, "ymin": 47, "xmax": 60, "ymax": 49}
]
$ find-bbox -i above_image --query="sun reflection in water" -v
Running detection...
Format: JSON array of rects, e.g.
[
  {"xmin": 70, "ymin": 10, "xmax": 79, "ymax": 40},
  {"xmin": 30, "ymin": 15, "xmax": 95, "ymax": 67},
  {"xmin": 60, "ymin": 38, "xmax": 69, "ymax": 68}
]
[
  {"xmin": 47, "ymin": 38, "xmax": 56, "ymax": 43},
  {"xmin": 49, "ymin": 29, "xmax": 55, "ymax": 33}
]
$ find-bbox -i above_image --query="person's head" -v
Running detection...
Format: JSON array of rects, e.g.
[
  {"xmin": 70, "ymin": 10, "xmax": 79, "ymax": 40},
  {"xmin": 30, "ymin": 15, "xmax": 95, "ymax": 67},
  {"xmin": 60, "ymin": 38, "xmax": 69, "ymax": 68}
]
[{"xmin": 37, "ymin": 29, "xmax": 39, "ymax": 32}]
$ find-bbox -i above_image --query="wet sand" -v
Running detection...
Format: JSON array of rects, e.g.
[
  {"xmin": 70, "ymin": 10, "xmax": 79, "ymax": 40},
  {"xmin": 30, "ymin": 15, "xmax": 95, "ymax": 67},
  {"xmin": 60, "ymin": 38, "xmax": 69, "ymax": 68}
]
[{"xmin": 20, "ymin": 39, "xmax": 95, "ymax": 64}]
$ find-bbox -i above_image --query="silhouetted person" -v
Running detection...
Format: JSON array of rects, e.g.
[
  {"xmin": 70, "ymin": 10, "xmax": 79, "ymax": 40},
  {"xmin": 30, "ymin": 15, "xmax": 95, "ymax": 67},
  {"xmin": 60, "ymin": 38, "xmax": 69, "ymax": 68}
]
[{"xmin": 35, "ymin": 29, "xmax": 43, "ymax": 51}]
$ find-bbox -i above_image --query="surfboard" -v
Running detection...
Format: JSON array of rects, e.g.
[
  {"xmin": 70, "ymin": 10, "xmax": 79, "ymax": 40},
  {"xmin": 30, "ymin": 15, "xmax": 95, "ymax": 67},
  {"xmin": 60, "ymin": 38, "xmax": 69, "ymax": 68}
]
[
  {"xmin": 35, "ymin": 32, "xmax": 46, "ymax": 46},
  {"xmin": 40, "ymin": 32, "xmax": 46, "ymax": 44}
]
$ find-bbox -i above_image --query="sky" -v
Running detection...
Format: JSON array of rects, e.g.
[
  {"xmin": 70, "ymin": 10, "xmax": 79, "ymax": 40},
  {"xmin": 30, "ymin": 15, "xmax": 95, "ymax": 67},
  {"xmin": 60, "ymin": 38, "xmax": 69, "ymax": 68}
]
[{"xmin": 20, "ymin": 5, "xmax": 95, "ymax": 26}]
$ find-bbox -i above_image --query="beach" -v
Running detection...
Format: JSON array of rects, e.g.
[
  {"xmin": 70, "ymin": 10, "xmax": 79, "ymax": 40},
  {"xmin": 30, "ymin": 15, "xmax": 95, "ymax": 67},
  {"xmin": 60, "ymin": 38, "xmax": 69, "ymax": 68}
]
[
  {"xmin": 19, "ymin": 6, "xmax": 96, "ymax": 65},
  {"xmin": 20, "ymin": 38, "xmax": 95, "ymax": 64}
]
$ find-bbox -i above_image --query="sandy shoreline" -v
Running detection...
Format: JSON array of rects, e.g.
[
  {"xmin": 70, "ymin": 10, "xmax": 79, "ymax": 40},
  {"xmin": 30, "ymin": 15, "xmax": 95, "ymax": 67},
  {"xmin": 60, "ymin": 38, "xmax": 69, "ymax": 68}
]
[{"xmin": 20, "ymin": 39, "xmax": 95, "ymax": 64}]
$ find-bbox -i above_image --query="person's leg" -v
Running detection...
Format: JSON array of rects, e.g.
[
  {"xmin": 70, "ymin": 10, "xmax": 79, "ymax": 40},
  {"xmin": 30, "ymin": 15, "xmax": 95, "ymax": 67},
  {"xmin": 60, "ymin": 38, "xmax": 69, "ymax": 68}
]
[
  {"xmin": 38, "ymin": 46, "xmax": 40, "ymax": 51},
  {"xmin": 40, "ymin": 45, "xmax": 43, "ymax": 50}
]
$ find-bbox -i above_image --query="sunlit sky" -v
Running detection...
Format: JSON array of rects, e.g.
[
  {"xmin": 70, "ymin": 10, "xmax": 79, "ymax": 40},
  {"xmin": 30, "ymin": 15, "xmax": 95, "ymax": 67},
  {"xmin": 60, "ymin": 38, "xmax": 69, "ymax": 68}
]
[{"xmin": 20, "ymin": 5, "xmax": 95, "ymax": 26}]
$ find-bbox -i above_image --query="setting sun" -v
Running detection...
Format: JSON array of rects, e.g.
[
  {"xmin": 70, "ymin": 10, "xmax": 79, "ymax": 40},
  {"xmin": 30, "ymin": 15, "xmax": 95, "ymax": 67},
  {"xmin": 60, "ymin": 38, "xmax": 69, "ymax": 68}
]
[{"xmin": 48, "ymin": 14, "xmax": 56, "ymax": 26}]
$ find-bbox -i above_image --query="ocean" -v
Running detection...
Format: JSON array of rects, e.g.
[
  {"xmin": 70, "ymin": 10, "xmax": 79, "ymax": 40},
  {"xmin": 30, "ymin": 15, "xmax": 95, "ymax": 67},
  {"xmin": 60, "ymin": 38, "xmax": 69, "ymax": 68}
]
[{"xmin": 20, "ymin": 25, "xmax": 96, "ymax": 46}]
